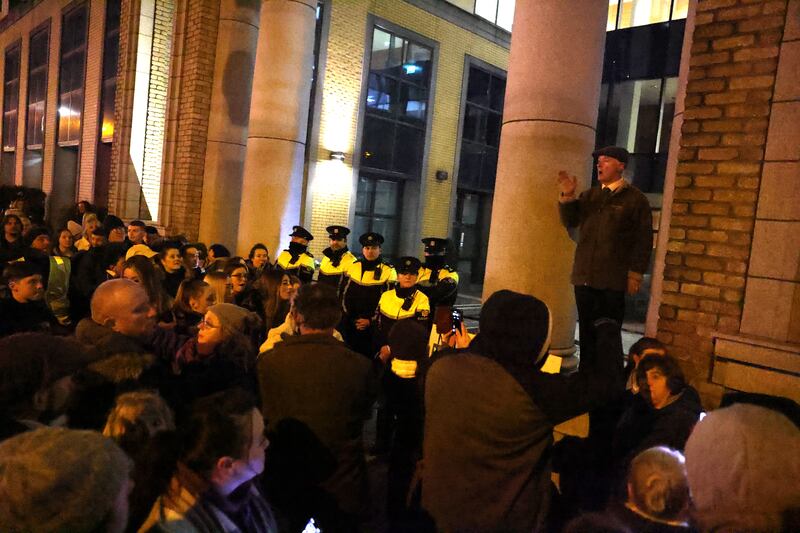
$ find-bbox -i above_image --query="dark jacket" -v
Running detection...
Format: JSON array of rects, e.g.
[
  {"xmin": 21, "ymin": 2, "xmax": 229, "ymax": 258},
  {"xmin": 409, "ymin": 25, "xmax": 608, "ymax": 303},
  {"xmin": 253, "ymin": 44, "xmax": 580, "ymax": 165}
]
[
  {"xmin": 0, "ymin": 297, "xmax": 59, "ymax": 337},
  {"xmin": 559, "ymin": 181, "xmax": 653, "ymax": 291},
  {"xmin": 613, "ymin": 386, "xmax": 703, "ymax": 465},
  {"xmin": 421, "ymin": 320, "xmax": 624, "ymax": 532},
  {"xmin": 258, "ymin": 333, "xmax": 380, "ymax": 519},
  {"xmin": 75, "ymin": 318, "xmax": 185, "ymax": 361}
]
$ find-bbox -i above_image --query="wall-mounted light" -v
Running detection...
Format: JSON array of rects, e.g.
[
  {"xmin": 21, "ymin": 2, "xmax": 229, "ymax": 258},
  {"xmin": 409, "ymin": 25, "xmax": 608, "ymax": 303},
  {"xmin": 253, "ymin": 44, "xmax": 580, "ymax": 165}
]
[
  {"xmin": 329, "ymin": 151, "xmax": 346, "ymax": 162},
  {"xmin": 435, "ymin": 170, "xmax": 448, "ymax": 181}
]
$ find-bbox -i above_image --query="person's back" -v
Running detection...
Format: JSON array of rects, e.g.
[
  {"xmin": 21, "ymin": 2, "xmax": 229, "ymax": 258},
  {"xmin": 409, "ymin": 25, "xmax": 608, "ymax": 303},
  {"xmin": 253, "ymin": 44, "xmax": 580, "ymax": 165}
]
[
  {"xmin": 258, "ymin": 283, "xmax": 378, "ymax": 529},
  {"xmin": 423, "ymin": 352, "xmax": 554, "ymax": 531},
  {"xmin": 422, "ymin": 290, "xmax": 624, "ymax": 532}
]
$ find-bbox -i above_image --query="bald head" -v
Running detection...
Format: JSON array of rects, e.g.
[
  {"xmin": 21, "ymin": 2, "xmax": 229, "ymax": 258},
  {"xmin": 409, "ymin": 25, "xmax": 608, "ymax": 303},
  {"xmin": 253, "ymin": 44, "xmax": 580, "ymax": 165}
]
[{"xmin": 91, "ymin": 279, "xmax": 156, "ymax": 338}]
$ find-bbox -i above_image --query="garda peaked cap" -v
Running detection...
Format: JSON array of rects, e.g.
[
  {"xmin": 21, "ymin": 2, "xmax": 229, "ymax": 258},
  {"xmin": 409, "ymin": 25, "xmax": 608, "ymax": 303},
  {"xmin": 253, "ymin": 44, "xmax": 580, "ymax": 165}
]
[
  {"xmin": 396, "ymin": 256, "xmax": 422, "ymax": 274},
  {"xmin": 326, "ymin": 225, "xmax": 350, "ymax": 240},
  {"xmin": 289, "ymin": 225, "xmax": 314, "ymax": 241},
  {"xmin": 359, "ymin": 232, "xmax": 384, "ymax": 246}
]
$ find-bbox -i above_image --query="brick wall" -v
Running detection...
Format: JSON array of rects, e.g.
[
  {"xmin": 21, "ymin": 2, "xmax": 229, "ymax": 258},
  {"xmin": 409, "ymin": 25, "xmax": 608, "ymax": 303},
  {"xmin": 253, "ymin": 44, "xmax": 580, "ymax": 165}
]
[
  {"xmin": 158, "ymin": 0, "xmax": 219, "ymax": 239},
  {"xmin": 657, "ymin": 0, "xmax": 789, "ymax": 403}
]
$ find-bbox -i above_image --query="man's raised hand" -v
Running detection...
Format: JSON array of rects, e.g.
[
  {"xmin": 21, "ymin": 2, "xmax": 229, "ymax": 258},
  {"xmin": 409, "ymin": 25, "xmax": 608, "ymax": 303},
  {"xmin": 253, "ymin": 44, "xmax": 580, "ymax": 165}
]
[{"xmin": 557, "ymin": 171, "xmax": 578, "ymax": 197}]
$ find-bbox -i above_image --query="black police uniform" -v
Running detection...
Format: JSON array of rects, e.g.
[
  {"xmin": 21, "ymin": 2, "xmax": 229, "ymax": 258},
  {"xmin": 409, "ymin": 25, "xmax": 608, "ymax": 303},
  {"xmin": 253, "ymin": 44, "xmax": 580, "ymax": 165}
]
[
  {"xmin": 341, "ymin": 232, "xmax": 396, "ymax": 357},
  {"xmin": 274, "ymin": 225, "xmax": 315, "ymax": 284},
  {"xmin": 318, "ymin": 225, "xmax": 357, "ymax": 292}
]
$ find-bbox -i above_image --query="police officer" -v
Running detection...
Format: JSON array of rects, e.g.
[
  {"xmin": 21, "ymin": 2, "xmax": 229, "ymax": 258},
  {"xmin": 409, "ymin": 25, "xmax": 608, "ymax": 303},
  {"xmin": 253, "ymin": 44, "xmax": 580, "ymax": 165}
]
[
  {"xmin": 274, "ymin": 225, "xmax": 315, "ymax": 284},
  {"xmin": 375, "ymin": 256, "xmax": 430, "ymax": 351},
  {"xmin": 318, "ymin": 225, "xmax": 357, "ymax": 291},
  {"xmin": 341, "ymin": 232, "xmax": 396, "ymax": 357},
  {"xmin": 418, "ymin": 237, "xmax": 459, "ymax": 310}
]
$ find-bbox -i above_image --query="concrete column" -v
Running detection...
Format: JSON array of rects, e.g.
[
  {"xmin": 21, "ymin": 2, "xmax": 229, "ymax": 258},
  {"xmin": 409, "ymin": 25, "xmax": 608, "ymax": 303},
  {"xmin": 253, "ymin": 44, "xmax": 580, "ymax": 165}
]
[
  {"xmin": 482, "ymin": 0, "xmax": 608, "ymax": 358},
  {"xmin": 646, "ymin": 0, "xmax": 698, "ymax": 336},
  {"xmin": 236, "ymin": 0, "xmax": 316, "ymax": 256},
  {"xmin": 198, "ymin": 0, "xmax": 260, "ymax": 249}
]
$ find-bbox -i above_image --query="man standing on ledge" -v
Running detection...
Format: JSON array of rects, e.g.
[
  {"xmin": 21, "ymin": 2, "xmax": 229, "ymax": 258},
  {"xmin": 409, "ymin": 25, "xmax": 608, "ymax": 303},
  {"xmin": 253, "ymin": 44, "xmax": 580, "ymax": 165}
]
[{"xmin": 558, "ymin": 145, "xmax": 653, "ymax": 366}]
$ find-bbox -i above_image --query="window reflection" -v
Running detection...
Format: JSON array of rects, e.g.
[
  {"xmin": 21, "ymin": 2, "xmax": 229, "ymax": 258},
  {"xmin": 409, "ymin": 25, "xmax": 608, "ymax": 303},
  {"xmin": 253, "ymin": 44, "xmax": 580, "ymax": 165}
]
[
  {"xmin": 608, "ymin": 0, "xmax": 687, "ymax": 30},
  {"xmin": 57, "ymin": 4, "xmax": 88, "ymax": 145}
]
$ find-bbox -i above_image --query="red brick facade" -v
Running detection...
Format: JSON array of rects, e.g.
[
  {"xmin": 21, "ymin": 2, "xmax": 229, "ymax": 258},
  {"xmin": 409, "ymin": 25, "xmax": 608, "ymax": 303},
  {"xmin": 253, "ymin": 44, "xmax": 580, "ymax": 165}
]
[{"xmin": 657, "ymin": 0, "xmax": 789, "ymax": 402}]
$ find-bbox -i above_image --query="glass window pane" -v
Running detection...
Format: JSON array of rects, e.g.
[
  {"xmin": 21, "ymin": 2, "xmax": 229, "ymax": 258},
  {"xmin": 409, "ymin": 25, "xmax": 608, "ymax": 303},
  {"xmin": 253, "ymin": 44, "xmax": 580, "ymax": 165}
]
[
  {"xmin": 404, "ymin": 43, "xmax": 432, "ymax": 86},
  {"xmin": 361, "ymin": 116, "xmax": 393, "ymax": 170},
  {"xmin": 460, "ymin": 192, "xmax": 480, "ymax": 225},
  {"xmin": 373, "ymin": 179, "xmax": 399, "ymax": 216},
  {"xmin": 466, "ymin": 67, "xmax": 490, "ymax": 106},
  {"xmin": 367, "ymin": 73, "xmax": 395, "ymax": 112},
  {"xmin": 608, "ymin": 1, "xmax": 620, "ymax": 30},
  {"xmin": 371, "ymin": 28, "xmax": 392, "ymax": 70},
  {"xmin": 608, "ymin": 78, "xmax": 662, "ymax": 153},
  {"xmin": 496, "ymin": 0, "xmax": 515, "ymax": 31},
  {"xmin": 480, "ymin": 148, "xmax": 498, "ymax": 191},
  {"xmin": 486, "ymin": 112, "xmax": 501, "ymax": 148},
  {"xmin": 458, "ymin": 142, "xmax": 483, "ymax": 190},
  {"xmin": 370, "ymin": 217, "xmax": 397, "ymax": 251},
  {"xmin": 475, "ymin": 0, "xmax": 499, "ymax": 23},
  {"xmin": 394, "ymin": 124, "xmax": 424, "ymax": 176},
  {"xmin": 657, "ymin": 77, "xmax": 677, "ymax": 153},
  {"xmin": 671, "ymin": 0, "xmax": 689, "ymax": 20},
  {"xmin": 386, "ymin": 34, "xmax": 404, "ymax": 74},
  {"xmin": 489, "ymin": 75, "xmax": 506, "ymax": 112},
  {"xmin": 353, "ymin": 215, "xmax": 371, "ymax": 239},
  {"xmin": 397, "ymin": 82, "xmax": 427, "ymax": 122},
  {"xmin": 355, "ymin": 176, "xmax": 374, "ymax": 214},
  {"xmin": 618, "ymin": 0, "xmax": 672, "ymax": 29},
  {"xmin": 463, "ymin": 105, "xmax": 484, "ymax": 142}
]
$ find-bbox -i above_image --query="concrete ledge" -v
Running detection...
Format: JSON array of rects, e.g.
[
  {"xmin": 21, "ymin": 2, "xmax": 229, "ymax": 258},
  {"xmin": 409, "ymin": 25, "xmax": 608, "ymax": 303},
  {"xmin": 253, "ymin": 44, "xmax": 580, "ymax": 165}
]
[{"xmin": 712, "ymin": 332, "xmax": 800, "ymax": 403}]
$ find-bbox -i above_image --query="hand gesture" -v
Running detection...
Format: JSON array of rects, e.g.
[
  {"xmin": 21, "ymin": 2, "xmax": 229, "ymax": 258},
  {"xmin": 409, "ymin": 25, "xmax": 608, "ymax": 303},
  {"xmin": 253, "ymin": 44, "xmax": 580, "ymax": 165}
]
[
  {"xmin": 557, "ymin": 171, "xmax": 578, "ymax": 197},
  {"xmin": 355, "ymin": 318, "xmax": 371, "ymax": 330}
]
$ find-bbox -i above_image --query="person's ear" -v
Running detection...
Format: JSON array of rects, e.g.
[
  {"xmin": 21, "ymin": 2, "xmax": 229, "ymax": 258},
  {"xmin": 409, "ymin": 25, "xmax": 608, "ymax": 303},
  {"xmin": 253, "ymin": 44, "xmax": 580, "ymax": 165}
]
[{"xmin": 103, "ymin": 317, "xmax": 116, "ymax": 329}]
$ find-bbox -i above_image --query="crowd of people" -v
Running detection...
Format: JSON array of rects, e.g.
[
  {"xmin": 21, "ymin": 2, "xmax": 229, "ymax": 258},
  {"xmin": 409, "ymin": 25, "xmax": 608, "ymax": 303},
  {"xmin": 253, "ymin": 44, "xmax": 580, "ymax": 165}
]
[{"xmin": 0, "ymin": 188, "xmax": 798, "ymax": 533}]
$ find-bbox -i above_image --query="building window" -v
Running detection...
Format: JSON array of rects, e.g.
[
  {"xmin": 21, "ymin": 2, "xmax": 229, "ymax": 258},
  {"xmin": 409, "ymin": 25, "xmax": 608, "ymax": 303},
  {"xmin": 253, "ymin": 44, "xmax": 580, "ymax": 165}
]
[
  {"xmin": 26, "ymin": 25, "xmax": 49, "ymax": 149},
  {"xmin": 452, "ymin": 63, "xmax": 506, "ymax": 286},
  {"xmin": 353, "ymin": 176, "xmax": 404, "ymax": 257},
  {"xmin": 57, "ymin": 3, "xmax": 88, "ymax": 146},
  {"xmin": 2, "ymin": 42, "xmax": 21, "ymax": 151},
  {"xmin": 607, "ymin": 0, "xmax": 687, "ymax": 31},
  {"xmin": 357, "ymin": 25, "xmax": 433, "ymax": 256},
  {"xmin": 445, "ymin": 0, "xmax": 515, "ymax": 31},
  {"xmin": 100, "ymin": 0, "xmax": 120, "ymax": 142}
]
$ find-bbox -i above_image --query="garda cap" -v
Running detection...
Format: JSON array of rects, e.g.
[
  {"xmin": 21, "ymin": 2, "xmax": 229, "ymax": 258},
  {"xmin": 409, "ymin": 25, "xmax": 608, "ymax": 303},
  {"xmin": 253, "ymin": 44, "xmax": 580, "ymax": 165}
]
[
  {"xmin": 422, "ymin": 237, "xmax": 448, "ymax": 254},
  {"xmin": 326, "ymin": 225, "xmax": 350, "ymax": 240},
  {"xmin": 289, "ymin": 225, "xmax": 314, "ymax": 241},
  {"xmin": 359, "ymin": 232, "xmax": 384, "ymax": 247},
  {"xmin": 396, "ymin": 256, "xmax": 422, "ymax": 275}
]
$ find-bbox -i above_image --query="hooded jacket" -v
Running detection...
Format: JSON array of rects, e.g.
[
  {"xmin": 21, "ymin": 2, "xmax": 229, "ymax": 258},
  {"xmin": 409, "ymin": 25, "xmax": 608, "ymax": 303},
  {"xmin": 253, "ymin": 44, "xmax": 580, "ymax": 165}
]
[{"xmin": 422, "ymin": 290, "xmax": 624, "ymax": 532}]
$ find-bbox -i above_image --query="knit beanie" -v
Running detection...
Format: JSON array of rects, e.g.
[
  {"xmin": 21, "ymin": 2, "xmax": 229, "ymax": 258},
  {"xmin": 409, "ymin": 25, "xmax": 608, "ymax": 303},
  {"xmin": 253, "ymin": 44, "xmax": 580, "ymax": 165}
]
[
  {"xmin": 0, "ymin": 427, "xmax": 132, "ymax": 532},
  {"xmin": 685, "ymin": 403, "xmax": 800, "ymax": 532},
  {"xmin": 208, "ymin": 303, "xmax": 260, "ymax": 333}
]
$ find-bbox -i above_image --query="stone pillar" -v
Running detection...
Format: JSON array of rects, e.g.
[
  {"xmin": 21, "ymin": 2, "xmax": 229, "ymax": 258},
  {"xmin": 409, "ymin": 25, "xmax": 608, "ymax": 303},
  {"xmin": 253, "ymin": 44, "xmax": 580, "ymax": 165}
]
[
  {"xmin": 482, "ymin": 0, "xmax": 608, "ymax": 358},
  {"xmin": 197, "ymin": 0, "xmax": 260, "ymax": 249},
  {"xmin": 646, "ymin": 0, "xmax": 698, "ymax": 336},
  {"xmin": 237, "ymin": 0, "xmax": 316, "ymax": 256}
]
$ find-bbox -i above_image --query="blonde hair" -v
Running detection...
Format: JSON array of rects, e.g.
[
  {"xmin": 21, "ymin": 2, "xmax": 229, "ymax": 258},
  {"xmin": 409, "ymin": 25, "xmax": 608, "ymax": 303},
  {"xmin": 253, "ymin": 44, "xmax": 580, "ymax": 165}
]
[
  {"xmin": 204, "ymin": 270, "xmax": 232, "ymax": 304},
  {"xmin": 103, "ymin": 390, "xmax": 175, "ymax": 443}
]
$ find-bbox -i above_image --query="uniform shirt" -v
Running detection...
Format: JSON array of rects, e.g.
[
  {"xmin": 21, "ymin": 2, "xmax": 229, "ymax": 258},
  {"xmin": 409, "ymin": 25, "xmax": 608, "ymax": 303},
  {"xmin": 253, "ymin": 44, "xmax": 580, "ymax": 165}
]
[
  {"xmin": 275, "ymin": 249, "xmax": 315, "ymax": 283},
  {"xmin": 342, "ymin": 260, "xmax": 396, "ymax": 319},
  {"xmin": 375, "ymin": 288, "xmax": 430, "ymax": 349},
  {"xmin": 318, "ymin": 249, "xmax": 357, "ymax": 289}
]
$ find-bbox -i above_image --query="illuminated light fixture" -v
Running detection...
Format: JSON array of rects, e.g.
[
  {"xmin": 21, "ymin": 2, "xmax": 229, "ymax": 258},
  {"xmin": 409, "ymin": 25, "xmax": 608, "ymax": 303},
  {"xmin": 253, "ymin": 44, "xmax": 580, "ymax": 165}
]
[
  {"xmin": 329, "ymin": 151, "xmax": 345, "ymax": 162},
  {"xmin": 402, "ymin": 64, "xmax": 421, "ymax": 75}
]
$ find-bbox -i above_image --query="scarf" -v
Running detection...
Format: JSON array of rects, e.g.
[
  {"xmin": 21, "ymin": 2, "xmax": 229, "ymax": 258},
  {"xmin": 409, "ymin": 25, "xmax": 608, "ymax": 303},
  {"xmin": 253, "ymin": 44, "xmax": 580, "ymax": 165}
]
[
  {"xmin": 287, "ymin": 241, "xmax": 307, "ymax": 263},
  {"xmin": 360, "ymin": 256, "xmax": 383, "ymax": 278},
  {"xmin": 425, "ymin": 255, "xmax": 445, "ymax": 283},
  {"xmin": 322, "ymin": 246, "xmax": 349, "ymax": 267}
]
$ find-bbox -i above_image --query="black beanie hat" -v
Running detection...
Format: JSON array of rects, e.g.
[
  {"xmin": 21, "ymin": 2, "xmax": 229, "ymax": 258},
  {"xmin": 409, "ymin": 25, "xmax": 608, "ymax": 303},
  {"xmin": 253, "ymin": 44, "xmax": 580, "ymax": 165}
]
[
  {"xmin": 478, "ymin": 289, "xmax": 552, "ymax": 365},
  {"xmin": 388, "ymin": 319, "xmax": 429, "ymax": 362}
]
